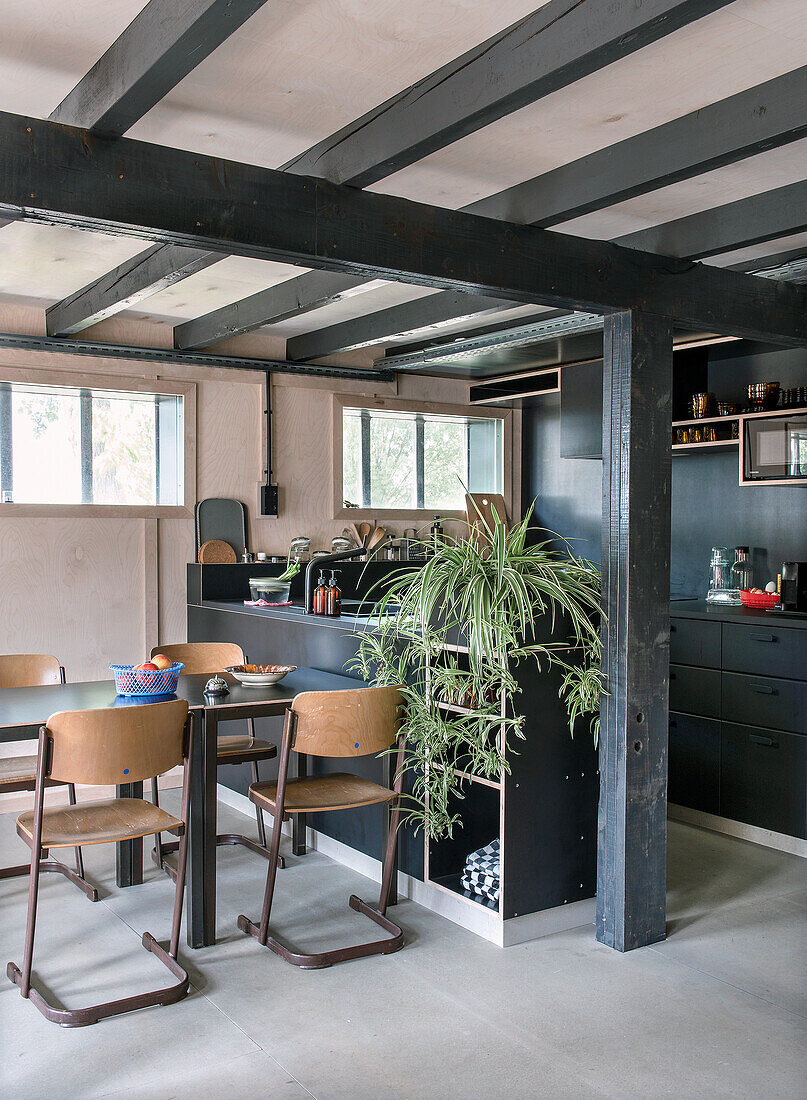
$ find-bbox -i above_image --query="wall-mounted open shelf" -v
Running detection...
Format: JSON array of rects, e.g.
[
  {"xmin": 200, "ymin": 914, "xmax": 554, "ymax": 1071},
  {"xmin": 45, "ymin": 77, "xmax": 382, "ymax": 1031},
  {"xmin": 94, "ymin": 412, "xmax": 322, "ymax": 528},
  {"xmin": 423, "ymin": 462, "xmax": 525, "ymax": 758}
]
[{"xmin": 671, "ymin": 404, "xmax": 807, "ymax": 456}]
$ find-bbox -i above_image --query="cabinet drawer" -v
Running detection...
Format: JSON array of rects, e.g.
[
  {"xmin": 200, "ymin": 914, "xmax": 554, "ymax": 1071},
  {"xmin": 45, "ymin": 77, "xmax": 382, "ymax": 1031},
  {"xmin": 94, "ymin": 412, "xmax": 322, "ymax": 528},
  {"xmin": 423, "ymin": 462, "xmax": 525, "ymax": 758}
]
[
  {"xmin": 669, "ymin": 665, "xmax": 720, "ymax": 718},
  {"xmin": 722, "ymin": 673, "xmax": 806, "ymax": 735},
  {"xmin": 722, "ymin": 623, "xmax": 807, "ymax": 680},
  {"xmin": 670, "ymin": 618, "xmax": 720, "ymax": 668},
  {"xmin": 668, "ymin": 713, "xmax": 720, "ymax": 815},
  {"xmin": 720, "ymin": 722, "xmax": 807, "ymax": 839}
]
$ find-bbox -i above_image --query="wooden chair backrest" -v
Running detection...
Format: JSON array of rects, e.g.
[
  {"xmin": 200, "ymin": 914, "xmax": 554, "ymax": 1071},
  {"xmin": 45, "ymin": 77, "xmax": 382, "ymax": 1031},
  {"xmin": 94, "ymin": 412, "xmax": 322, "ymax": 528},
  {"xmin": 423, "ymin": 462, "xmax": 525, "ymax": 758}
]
[
  {"xmin": 151, "ymin": 642, "xmax": 245, "ymax": 675},
  {"xmin": 291, "ymin": 686, "xmax": 402, "ymax": 758},
  {"xmin": 0, "ymin": 654, "xmax": 63, "ymax": 688},
  {"xmin": 46, "ymin": 699, "xmax": 190, "ymax": 785}
]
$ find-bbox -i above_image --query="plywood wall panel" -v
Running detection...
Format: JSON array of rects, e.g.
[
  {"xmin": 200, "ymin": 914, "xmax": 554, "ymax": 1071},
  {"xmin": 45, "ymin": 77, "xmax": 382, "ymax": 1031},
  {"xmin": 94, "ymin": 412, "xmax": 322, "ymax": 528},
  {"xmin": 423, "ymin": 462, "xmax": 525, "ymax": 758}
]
[{"xmin": 0, "ymin": 517, "xmax": 146, "ymax": 679}]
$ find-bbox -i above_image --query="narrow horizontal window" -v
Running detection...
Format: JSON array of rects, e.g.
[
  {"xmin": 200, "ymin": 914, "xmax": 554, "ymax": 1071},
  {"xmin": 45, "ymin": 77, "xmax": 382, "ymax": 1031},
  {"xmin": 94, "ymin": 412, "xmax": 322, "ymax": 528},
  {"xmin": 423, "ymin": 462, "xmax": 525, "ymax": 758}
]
[
  {"xmin": 0, "ymin": 381, "xmax": 184, "ymax": 507},
  {"xmin": 342, "ymin": 406, "xmax": 503, "ymax": 511}
]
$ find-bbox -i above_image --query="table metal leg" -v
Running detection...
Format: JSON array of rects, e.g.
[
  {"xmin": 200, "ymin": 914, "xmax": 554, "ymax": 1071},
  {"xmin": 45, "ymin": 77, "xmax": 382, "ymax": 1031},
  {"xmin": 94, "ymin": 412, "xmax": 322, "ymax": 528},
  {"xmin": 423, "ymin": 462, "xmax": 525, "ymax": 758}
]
[
  {"xmin": 292, "ymin": 751, "xmax": 307, "ymax": 856},
  {"xmin": 187, "ymin": 708, "xmax": 218, "ymax": 948},
  {"xmin": 382, "ymin": 753, "xmax": 398, "ymax": 906},
  {"xmin": 116, "ymin": 781, "xmax": 144, "ymax": 887}
]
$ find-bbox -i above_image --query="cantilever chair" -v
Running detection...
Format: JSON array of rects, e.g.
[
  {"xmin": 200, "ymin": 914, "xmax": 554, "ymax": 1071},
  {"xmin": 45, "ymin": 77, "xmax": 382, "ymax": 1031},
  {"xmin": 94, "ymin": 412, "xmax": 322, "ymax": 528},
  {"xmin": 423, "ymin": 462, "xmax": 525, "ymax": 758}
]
[
  {"xmin": 7, "ymin": 698, "xmax": 192, "ymax": 1027},
  {"xmin": 238, "ymin": 685, "xmax": 406, "ymax": 968},
  {"xmin": 0, "ymin": 654, "xmax": 96, "ymax": 901},
  {"xmin": 149, "ymin": 642, "xmax": 282, "ymax": 878}
]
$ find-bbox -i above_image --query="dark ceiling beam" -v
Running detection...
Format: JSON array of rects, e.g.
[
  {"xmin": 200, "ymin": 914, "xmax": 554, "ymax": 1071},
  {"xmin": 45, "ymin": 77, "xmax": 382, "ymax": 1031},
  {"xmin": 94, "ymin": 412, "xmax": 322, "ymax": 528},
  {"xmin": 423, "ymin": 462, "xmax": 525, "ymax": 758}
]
[
  {"xmin": 2, "ymin": 113, "xmax": 805, "ymax": 346},
  {"xmin": 379, "ymin": 312, "xmax": 604, "ymax": 371},
  {"xmin": 285, "ymin": 292, "xmax": 511, "ymax": 361},
  {"xmin": 0, "ymin": 330, "xmax": 391, "ymax": 381},
  {"xmin": 466, "ymin": 66, "xmax": 807, "ymax": 226},
  {"xmin": 383, "ymin": 307, "xmax": 569, "ymax": 361},
  {"xmin": 282, "ymin": 66, "xmax": 807, "ymax": 357},
  {"xmin": 172, "ymin": 0, "xmax": 732, "ymax": 348},
  {"xmin": 173, "ymin": 271, "xmax": 370, "ymax": 349},
  {"xmin": 46, "ymin": 243, "xmax": 220, "ymax": 336},
  {"xmin": 379, "ymin": 191, "xmax": 807, "ymax": 366},
  {"xmin": 615, "ymin": 180, "xmax": 807, "ymax": 261},
  {"xmin": 731, "ymin": 246, "xmax": 807, "ymax": 275},
  {"xmin": 12, "ymin": 1, "xmax": 272, "ymax": 301},
  {"xmin": 283, "ymin": 0, "xmax": 734, "ymax": 188},
  {"xmin": 50, "ymin": 0, "xmax": 270, "ymax": 135}
]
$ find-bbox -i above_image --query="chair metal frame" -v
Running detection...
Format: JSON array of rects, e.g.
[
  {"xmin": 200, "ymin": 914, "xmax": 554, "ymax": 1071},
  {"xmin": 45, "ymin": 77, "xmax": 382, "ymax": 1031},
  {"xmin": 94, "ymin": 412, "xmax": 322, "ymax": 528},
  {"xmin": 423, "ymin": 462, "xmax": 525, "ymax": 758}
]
[
  {"xmin": 0, "ymin": 659, "xmax": 96, "ymax": 902},
  {"xmin": 237, "ymin": 692, "xmax": 406, "ymax": 968},
  {"xmin": 6, "ymin": 704, "xmax": 193, "ymax": 1027},
  {"xmin": 149, "ymin": 642, "xmax": 282, "ymax": 878}
]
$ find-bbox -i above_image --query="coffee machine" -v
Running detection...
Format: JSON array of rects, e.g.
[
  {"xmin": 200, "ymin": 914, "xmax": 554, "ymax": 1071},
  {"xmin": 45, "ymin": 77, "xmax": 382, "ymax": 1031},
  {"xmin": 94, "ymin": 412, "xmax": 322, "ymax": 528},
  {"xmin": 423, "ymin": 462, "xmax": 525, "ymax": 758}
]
[{"xmin": 780, "ymin": 562, "xmax": 807, "ymax": 612}]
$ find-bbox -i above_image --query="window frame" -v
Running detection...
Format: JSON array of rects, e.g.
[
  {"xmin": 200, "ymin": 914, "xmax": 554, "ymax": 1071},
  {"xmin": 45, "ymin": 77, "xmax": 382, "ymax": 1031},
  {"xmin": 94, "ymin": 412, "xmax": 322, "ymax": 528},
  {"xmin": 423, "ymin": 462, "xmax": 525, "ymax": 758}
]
[
  {"xmin": 331, "ymin": 393, "xmax": 512, "ymax": 521},
  {"xmin": 0, "ymin": 367, "xmax": 196, "ymax": 518}
]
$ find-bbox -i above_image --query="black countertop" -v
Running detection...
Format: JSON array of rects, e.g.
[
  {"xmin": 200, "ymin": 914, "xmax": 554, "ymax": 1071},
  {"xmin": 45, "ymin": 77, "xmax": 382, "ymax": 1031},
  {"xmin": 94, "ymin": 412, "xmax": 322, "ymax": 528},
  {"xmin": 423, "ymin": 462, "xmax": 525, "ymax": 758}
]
[
  {"xmin": 201, "ymin": 597, "xmax": 807, "ymax": 631},
  {"xmin": 198, "ymin": 598, "xmax": 389, "ymax": 633},
  {"xmin": 670, "ymin": 599, "xmax": 807, "ymax": 629}
]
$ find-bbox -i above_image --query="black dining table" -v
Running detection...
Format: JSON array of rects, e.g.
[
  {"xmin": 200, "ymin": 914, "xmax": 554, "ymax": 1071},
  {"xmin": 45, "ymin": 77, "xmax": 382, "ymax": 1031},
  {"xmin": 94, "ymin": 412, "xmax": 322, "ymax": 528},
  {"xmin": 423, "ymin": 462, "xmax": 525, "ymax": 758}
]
[{"xmin": 0, "ymin": 666, "xmax": 368, "ymax": 948}]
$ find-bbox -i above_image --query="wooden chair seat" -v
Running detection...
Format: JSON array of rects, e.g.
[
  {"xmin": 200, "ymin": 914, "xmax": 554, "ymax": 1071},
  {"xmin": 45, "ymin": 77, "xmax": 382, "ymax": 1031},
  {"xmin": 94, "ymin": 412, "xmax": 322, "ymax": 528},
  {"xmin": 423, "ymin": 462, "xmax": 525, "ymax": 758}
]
[
  {"xmin": 18, "ymin": 798, "xmax": 184, "ymax": 849},
  {"xmin": 251, "ymin": 773, "xmax": 396, "ymax": 815},
  {"xmin": 0, "ymin": 755, "xmax": 38, "ymax": 786},
  {"xmin": 216, "ymin": 734, "xmax": 277, "ymax": 764}
]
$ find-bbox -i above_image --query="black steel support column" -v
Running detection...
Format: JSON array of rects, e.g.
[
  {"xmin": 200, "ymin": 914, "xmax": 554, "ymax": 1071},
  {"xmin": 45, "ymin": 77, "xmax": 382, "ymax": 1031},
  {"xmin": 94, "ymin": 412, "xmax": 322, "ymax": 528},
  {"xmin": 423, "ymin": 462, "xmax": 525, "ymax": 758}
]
[{"xmin": 597, "ymin": 310, "xmax": 672, "ymax": 952}]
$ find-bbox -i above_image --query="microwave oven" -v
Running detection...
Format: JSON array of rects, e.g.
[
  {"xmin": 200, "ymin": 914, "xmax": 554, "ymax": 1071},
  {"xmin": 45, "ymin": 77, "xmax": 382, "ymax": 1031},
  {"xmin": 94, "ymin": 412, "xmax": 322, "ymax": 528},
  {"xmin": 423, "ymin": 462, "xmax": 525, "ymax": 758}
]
[{"xmin": 741, "ymin": 412, "xmax": 807, "ymax": 484}]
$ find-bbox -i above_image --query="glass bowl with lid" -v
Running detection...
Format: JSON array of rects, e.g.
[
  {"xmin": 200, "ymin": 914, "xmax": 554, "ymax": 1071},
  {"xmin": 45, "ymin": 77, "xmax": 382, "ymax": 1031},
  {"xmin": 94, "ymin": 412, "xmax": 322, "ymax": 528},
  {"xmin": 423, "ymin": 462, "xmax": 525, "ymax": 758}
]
[{"xmin": 248, "ymin": 577, "xmax": 291, "ymax": 604}]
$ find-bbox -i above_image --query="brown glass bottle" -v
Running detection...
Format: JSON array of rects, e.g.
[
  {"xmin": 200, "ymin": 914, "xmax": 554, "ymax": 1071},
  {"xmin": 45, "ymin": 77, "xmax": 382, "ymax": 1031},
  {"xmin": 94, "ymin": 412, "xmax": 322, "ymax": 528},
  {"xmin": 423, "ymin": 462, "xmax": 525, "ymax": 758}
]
[
  {"xmin": 313, "ymin": 571, "xmax": 328, "ymax": 615},
  {"xmin": 326, "ymin": 570, "xmax": 341, "ymax": 617}
]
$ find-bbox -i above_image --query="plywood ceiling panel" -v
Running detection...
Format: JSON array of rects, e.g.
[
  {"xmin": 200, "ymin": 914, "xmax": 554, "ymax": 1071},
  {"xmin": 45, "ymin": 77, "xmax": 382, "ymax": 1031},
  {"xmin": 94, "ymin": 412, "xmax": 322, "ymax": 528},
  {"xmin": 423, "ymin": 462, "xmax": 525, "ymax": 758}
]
[
  {"xmin": 127, "ymin": 0, "xmax": 546, "ymax": 168},
  {"xmin": 0, "ymin": 1, "xmax": 148, "ymax": 118},
  {"xmin": 0, "ymin": 0, "xmax": 805, "ymax": 336},
  {"xmin": 561, "ymin": 138, "xmax": 807, "ymax": 243},
  {"xmin": 369, "ymin": 1, "xmax": 807, "ymax": 210}
]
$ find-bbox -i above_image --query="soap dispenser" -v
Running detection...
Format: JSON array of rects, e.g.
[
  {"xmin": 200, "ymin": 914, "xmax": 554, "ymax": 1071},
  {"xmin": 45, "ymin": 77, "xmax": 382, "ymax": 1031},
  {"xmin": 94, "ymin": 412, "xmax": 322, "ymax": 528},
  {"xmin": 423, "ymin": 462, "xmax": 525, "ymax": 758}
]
[
  {"xmin": 313, "ymin": 570, "xmax": 328, "ymax": 615},
  {"xmin": 326, "ymin": 570, "xmax": 342, "ymax": 617}
]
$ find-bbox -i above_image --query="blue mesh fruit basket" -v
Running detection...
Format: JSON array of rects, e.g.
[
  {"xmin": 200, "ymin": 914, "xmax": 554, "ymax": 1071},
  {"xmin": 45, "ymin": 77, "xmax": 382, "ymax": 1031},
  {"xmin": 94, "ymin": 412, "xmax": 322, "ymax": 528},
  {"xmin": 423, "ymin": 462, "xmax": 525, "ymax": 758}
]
[{"xmin": 110, "ymin": 662, "xmax": 184, "ymax": 697}]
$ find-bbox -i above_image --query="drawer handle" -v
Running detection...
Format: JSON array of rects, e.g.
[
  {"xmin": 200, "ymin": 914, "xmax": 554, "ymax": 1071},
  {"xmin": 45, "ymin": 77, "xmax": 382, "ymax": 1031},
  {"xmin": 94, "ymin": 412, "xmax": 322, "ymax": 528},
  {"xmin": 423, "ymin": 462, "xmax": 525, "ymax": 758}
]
[
  {"xmin": 749, "ymin": 734, "xmax": 777, "ymax": 748},
  {"xmin": 750, "ymin": 633, "xmax": 776, "ymax": 643},
  {"xmin": 749, "ymin": 683, "xmax": 777, "ymax": 695}
]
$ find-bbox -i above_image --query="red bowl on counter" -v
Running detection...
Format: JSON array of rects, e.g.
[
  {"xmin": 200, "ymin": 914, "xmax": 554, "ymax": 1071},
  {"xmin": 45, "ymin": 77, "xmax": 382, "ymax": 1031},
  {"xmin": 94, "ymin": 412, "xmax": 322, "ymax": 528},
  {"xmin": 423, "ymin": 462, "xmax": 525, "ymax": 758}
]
[{"xmin": 740, "ymin": 590, "xmax": 779, "ymax": 609}]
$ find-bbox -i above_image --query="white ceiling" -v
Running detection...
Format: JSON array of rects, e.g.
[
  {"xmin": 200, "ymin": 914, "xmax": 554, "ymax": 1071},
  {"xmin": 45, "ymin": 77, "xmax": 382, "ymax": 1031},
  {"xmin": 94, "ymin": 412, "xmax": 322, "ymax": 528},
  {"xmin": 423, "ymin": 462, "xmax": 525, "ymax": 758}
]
[{"xmin": 0, "ymin": 0, "xmax": 805, "ymax": 354}]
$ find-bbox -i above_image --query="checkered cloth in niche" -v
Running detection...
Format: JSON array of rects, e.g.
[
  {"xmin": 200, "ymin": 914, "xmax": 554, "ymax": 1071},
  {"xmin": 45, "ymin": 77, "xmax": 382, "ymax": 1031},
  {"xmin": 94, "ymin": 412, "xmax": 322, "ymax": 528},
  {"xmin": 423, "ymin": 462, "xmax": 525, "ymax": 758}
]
[{"xmin": 460, "ymin": 838, "xmax": 500, "ymax": 904}]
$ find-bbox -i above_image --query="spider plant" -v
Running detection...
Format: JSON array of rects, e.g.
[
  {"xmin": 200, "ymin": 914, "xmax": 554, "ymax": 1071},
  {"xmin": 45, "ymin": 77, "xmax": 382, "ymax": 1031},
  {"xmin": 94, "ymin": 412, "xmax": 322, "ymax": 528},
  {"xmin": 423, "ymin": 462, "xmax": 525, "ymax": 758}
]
[{"xmin": 349, "ymin": 501, "xmax": 602, "ymax": 840}]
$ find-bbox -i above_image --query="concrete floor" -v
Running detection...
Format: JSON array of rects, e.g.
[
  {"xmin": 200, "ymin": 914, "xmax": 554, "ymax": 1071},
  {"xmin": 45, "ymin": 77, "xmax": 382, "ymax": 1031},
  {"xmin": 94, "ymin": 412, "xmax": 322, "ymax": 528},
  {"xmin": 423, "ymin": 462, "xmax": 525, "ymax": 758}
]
[{"xmin": 1, "ymin": 796, "xmax": 804, "ymax": 1100}]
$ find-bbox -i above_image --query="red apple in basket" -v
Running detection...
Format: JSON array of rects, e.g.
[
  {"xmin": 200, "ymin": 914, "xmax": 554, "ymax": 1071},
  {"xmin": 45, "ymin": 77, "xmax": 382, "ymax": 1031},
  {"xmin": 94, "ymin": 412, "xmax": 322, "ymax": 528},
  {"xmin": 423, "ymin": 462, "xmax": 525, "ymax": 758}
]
[
  {"xmin": 134, "ymin": 662, "xmax": 159, "ymax": 671},
  {"xmin": 151, "ymin": 654, "xmax": 173, "ymax": 671}
]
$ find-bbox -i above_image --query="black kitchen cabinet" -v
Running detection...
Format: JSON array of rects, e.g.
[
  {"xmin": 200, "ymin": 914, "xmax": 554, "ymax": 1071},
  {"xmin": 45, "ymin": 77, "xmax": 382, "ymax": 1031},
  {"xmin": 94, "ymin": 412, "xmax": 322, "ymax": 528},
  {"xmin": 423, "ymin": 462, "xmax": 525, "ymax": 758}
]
[
  {"xmin": 722, "ymin": 622, "xmax": 807, "ymax": 681},
  {"xmin": 720, "ymin": 722, "xmax": 807, "ymax": 839},
  {"xmin": 670, "ymin": 664, "xmax": 721, "ymax": 718},
  {"xmin": 560, "ymin": 359, "xmax": 603, "ymax": 459},
  {"xmin": 669, "ymin": 605, "xmax": 807, "ymax": 840},
  {"xmin": 668, "ymin": 712, "xmax": 720, "ymax": 815},
  {"xmin": 670, "ymin": 617, "xmax": 721, "ymax": 669},
  {"xmin": 722, "ymin": 671, "xmax": 806, "ymax": 735}
]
